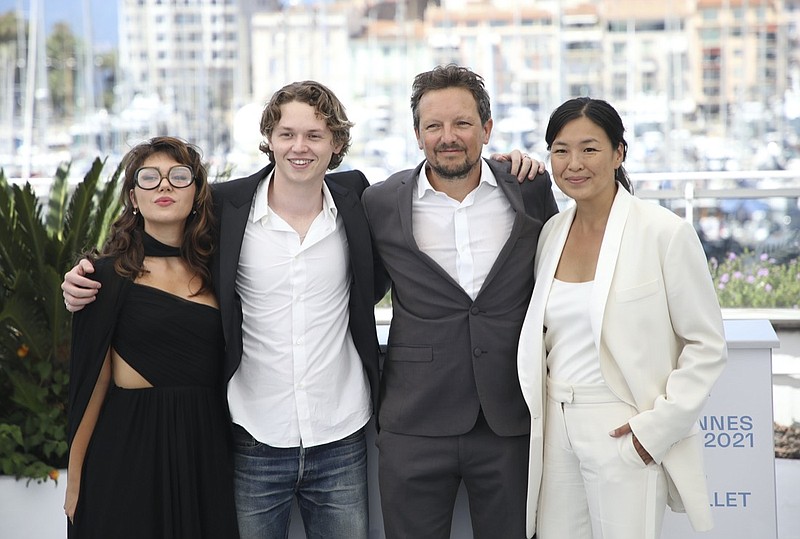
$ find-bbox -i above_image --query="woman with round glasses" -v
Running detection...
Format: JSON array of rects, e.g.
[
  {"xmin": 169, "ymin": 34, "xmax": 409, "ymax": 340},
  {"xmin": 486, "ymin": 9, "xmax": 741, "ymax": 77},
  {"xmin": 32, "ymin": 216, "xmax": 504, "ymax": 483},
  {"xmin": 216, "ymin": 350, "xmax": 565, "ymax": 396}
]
[{"xmin": 65, "ymin": 137, "xmax": 239, "ymax": 538}]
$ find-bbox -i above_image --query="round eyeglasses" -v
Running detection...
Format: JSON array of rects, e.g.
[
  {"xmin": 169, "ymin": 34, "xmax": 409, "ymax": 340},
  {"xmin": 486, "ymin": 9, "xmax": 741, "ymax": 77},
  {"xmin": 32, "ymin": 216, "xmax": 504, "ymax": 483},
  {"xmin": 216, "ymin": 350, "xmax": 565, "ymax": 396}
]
[{"xmin": 134, "ymin": 165, "xmax": 195, "ymax": 190}]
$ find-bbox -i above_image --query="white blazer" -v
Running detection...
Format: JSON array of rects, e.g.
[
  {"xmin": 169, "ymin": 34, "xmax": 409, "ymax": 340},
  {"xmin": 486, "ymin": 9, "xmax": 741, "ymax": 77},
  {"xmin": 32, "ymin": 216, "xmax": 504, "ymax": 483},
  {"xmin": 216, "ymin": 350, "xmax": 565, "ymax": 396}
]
[{"xmin": 517, "ymin": 186, "xmax": 727, "ymax": 538}]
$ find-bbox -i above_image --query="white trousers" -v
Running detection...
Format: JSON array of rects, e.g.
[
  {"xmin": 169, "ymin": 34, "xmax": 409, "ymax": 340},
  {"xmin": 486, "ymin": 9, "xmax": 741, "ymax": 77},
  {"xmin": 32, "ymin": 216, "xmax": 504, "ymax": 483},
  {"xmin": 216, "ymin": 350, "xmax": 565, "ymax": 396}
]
[{"xmin": 537, "ymin": 379, "xmax": 668, "ymax": 539}]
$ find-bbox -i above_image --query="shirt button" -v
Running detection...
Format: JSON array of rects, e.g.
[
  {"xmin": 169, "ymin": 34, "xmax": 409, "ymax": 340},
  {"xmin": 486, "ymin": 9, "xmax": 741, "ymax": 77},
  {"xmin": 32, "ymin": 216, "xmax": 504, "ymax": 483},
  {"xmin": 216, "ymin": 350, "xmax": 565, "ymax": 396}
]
[
  {"xmin": 470, "ymin": 306, "xmax": 480, "ymax": 315},
  {"xmin": 473, "ymin": 347, "xmax": 483, "ymax": 357}
]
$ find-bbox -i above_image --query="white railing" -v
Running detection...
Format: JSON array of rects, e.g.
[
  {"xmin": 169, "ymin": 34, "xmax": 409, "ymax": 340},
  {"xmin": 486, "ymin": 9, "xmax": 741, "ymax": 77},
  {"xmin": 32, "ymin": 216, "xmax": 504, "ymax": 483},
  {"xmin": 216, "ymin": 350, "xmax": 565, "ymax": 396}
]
[
  {"xmin": 630, "ymin": 169, "xmax": 800, "ymax": 224},
  {"xmin": 546, "ymin": 169, "xmax": 800, "ymax": 261}
]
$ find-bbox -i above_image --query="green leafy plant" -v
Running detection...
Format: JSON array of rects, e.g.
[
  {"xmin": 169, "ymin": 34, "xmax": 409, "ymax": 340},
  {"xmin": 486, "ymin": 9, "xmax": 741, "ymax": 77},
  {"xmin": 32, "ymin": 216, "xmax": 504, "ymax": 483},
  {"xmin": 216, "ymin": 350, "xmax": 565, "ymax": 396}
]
[
  {"xmin": 709, "ymin": 251, "xmax": 800, "ymax": 309},
  {"xmin": 0, "ymin": 159, "xmax": 122, "ymax": 483}
]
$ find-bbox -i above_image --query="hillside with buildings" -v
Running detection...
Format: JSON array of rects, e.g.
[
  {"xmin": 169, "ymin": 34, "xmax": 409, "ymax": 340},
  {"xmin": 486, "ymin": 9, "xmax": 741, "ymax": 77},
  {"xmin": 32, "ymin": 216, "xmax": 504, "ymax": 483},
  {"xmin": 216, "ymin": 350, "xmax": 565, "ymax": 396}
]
[{"xmin": 1, "ymin": 0, "xmax": 798, "ymax": 177}]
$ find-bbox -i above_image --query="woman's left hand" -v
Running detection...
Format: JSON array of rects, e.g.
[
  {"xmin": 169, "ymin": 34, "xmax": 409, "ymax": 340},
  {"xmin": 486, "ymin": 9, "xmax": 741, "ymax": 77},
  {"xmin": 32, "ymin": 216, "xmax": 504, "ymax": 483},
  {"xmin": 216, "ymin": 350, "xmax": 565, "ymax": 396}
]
[{"xmin": 610, "ymin": 422, "xmax": 654, "ymax": 464}]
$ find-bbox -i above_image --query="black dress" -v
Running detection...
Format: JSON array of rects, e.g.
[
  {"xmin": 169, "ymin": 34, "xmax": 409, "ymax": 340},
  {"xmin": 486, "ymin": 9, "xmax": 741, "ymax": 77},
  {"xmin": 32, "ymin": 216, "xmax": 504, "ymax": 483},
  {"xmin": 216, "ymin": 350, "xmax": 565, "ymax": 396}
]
[{"xmin": 69, "ymin": 281, "xmax": 239, "ymax": 538}]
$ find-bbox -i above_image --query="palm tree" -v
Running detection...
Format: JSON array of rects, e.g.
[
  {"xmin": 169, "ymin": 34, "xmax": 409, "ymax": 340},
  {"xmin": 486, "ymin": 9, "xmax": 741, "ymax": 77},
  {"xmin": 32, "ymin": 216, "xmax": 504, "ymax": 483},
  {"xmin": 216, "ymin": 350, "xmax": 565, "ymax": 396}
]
[
  {"xmin": 0, "ymin": 11, "xmax": 24, "ymax": 157},
  {"xmin": 0, "ymin": 159, "xmax": 121, "ymax": 482},
  {"xmin": 46, "ymin": 22, "xmax": 79, "ymax": 119}
]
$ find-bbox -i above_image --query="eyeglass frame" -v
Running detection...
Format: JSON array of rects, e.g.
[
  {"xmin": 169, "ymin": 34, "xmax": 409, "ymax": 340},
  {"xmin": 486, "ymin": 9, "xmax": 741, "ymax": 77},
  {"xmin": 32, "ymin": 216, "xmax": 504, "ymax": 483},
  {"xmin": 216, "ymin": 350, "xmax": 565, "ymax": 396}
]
[{"xmin": 134, "ymin": 165, "xmax": 196, "ymax": 190}]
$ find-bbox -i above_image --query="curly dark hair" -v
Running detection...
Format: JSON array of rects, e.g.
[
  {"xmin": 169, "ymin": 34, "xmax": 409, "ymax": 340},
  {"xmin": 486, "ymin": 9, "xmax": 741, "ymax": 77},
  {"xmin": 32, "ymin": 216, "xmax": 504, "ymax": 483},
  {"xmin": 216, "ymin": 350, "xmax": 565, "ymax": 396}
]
[
  {"xmin": 97, "ymin": 136, "xmax": 215, "ymax": 294},
  {"xmin": 258, "ymin": 80, "xmax": 353, "ymax": 170}
]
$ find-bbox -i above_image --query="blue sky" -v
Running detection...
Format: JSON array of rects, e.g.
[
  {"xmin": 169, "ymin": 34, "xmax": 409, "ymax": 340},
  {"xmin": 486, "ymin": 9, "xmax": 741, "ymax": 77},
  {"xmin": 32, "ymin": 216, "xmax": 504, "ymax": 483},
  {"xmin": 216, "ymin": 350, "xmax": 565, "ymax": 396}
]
[{"xmin": 0, "ymin": 0, "xmax": 118, "ymax": 51}]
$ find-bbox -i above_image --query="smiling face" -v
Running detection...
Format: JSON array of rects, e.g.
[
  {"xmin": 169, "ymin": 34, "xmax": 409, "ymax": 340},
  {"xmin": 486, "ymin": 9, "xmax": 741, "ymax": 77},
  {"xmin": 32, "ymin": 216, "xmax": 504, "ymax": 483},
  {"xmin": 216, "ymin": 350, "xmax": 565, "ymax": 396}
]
[
  {"xmin": 129, "ymin": 152, "xmax": 197, "ymax": 236},
  {"xmin": 267, "ymin": 100, "xmax": 344, "ymax": 189},
  {"xmin": 549, "ymin": 115, "xmax": 624, "ymax": 204},
  {"xmin": 415, "ymin": 87, "xmax": 492, "ymax": 185}
]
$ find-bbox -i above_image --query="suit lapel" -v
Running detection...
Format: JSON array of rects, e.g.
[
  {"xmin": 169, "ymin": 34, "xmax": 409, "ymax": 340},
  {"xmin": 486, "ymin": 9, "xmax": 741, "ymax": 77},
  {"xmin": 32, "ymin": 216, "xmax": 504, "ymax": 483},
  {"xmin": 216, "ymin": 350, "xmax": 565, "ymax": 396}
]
[
  {"xmin": 326, "ymin": 176, "xmax": 359, "ymax": 213},
  {"xmin": 396, "ymin": 162, "xmax": 421, "ymax": 251},
  {"xmin": 537, "ymin": 206, "xmax": 574, "ymax": 305},
  {"xmin": 218, "ymin": 169, "xmax": 267, "ymax": 305},
  {"xmin": 590, "ymin": 186, "xmax": 631, "ymax": 351},
  {"xmin": 326, "ymin": 176, "xmax": 369, "ymax": 287},
  {"xmin": 531, "ymin": 205, "xmax": 574, "ymax": 342},
  {"xmin": 517, "ymin": 206, "xmax": 573, "ymax": 415},
  {"xmin": 397, "ymin": 162, "xmax": 468, "ymax": 295},
  {"xmin": 479, "ymin": 159, "xmax": 528, "ymax": 294}
]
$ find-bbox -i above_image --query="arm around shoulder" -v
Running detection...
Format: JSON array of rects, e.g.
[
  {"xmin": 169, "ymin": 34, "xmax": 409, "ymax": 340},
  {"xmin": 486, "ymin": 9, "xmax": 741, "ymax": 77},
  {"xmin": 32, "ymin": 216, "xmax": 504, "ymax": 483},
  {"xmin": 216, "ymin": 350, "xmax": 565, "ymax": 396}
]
[{"xmin": 62, "ymin": 258, "xmax": 101, "ymax": 312}]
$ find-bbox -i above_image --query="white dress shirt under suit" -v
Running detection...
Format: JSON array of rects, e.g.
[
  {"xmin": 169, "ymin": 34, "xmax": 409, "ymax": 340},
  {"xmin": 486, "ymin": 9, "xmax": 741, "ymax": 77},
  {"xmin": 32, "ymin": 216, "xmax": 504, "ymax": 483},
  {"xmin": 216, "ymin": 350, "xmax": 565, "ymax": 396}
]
[
  {"xmin": 412, "ymin": 159, "xmax": 515, "ymax": 299},
  {"xmin": 227, "ymin": 171, "xmax": 371, "ymax": 449}
]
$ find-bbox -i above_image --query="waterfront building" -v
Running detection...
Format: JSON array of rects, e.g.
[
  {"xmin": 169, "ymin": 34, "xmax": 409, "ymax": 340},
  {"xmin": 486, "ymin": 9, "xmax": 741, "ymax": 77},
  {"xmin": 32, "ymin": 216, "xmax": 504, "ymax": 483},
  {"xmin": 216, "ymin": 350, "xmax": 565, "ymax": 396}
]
[{"xmin": 117, "ymin": 0, "xmax": 254, "ymax": 157}]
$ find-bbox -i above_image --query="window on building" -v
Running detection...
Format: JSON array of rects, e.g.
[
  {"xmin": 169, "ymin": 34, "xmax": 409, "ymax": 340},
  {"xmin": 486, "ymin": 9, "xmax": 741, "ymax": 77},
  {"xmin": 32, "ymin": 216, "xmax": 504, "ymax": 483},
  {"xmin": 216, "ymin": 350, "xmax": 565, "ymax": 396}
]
[
  {"xmin": 612, "ymin": 73, "xmax": 627, "ymax": 100},
  {"xmin": 636, "ymin": 20, "xmax": 666, "ymax": 32},
  {"xmin": 608, "ymin": 20, "xmax": 628, "ymax": 32},
  {"xmin": 643, "ymin": 71, "xmax": 656, "ymax": 94},
  {"xmin": 703, "ymin": 68, "xmax": 721, "ymax": 81}
]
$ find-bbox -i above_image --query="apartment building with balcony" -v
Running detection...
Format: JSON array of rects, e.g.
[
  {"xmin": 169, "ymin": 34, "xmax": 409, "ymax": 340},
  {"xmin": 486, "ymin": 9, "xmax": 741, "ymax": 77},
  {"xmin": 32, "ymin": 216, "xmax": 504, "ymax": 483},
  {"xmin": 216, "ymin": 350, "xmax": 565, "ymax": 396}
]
[
  {"xmin": 688, "ymin": 0, "xmax": 781, "ymax": 139},
  {"xmin": 118, "ymin": 0, "xmax": 255, "ymax": 155},
  {"xmin": 250, "ymin": 4, "xmax": 350, "ymax": 103},
  {"xmin": 417, "ymin": 0, "xmax": 797, "ymax": 169},
  {"xmin": 112, "ymin": 0, "xmax": 799, "ymax": 172},
  {"xmin": 425, "ymin": 2, "xmax": 558, "ymax": 145}
]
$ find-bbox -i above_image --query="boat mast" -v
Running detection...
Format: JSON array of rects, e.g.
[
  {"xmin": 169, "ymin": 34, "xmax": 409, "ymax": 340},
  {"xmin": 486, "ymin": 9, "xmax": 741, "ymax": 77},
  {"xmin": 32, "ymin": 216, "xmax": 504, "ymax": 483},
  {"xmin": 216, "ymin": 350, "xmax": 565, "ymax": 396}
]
[{"xmin": 20, "ymin": 0, "xmax": 42, "ymax": 181}]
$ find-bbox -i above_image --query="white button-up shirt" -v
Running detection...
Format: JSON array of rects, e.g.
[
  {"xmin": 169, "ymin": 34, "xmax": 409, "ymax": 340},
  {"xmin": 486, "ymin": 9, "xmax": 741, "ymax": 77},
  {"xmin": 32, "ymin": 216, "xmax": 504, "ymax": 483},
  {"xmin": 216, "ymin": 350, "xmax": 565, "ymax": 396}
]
[
  {"xmin": 227, "ymin": 171, "xmax": 371, "ymax": 448},
  {"xmin": 412, "ymin": 160, "xmax": 515, "ymax": 299}
]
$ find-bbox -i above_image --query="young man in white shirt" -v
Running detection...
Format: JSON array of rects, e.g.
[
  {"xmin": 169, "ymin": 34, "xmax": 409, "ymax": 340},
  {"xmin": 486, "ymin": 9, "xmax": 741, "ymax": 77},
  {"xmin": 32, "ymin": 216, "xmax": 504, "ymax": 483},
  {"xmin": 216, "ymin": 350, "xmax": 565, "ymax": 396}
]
[{"xmin": 62, "ymin": 79, "xmax": 540, "ymax": 538}]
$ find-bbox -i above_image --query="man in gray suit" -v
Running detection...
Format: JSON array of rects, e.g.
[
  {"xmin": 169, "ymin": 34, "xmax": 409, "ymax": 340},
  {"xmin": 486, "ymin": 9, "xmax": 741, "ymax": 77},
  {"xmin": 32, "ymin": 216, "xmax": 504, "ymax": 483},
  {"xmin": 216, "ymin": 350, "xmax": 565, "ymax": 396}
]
[{"xmin": 362, "ymin": 64, "xmax": 558, "ymax": 538}]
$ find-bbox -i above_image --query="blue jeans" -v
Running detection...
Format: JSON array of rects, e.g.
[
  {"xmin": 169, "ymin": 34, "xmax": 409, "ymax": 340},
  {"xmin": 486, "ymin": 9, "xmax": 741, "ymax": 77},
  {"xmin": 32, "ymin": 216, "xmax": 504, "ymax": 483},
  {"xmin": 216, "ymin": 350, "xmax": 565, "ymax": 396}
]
[{"xmin": 231, "ymin": 424, "xmax": 369, "ymax": 539}]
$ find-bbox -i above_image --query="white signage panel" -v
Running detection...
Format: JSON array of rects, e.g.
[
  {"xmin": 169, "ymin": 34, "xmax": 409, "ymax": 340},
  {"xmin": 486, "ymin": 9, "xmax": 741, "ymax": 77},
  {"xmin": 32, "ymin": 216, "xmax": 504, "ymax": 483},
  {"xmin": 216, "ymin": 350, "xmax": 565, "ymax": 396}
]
[{"xmin": 663, "ymin": 319, "xmax": 778, "ymax": 538}]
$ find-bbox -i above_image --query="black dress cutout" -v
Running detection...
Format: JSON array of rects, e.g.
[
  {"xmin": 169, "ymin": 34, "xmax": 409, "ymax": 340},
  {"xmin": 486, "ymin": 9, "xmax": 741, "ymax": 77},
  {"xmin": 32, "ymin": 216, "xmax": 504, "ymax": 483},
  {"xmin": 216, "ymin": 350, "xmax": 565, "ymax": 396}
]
[{"xmin": 69, "ymin": 283, "xmax": 239, "ymax": 538}]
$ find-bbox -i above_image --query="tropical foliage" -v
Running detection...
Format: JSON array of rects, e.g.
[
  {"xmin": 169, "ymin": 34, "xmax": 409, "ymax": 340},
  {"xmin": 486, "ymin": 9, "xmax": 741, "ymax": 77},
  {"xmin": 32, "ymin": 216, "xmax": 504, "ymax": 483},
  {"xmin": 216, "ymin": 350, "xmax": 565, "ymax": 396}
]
[{"xmin": 0, "ymin": 159, "xmax": 122, "ymax": 483}]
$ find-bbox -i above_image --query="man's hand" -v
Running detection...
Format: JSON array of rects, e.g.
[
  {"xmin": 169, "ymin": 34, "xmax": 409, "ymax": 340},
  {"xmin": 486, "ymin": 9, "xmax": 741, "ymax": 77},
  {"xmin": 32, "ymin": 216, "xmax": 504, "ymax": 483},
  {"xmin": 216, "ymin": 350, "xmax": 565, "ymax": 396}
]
[
  {"xmin": 609, "ymin": 422, "xmax": 654, "ymax": 465},
  {"xmin": 62, "ymin": 258, "xmax": 100, "ymax": 313},
  {"xmin": 489, "ymin": 149, "xmax": 545, "ymax": 182}
]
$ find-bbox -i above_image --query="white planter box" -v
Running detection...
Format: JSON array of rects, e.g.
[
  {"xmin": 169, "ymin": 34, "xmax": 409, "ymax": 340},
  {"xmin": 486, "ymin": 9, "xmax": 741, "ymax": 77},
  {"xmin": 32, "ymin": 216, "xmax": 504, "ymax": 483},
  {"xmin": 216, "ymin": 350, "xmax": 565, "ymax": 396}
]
[{"xmin": 0, "ymin": 472, "xmax": 67, "ymax": 539}]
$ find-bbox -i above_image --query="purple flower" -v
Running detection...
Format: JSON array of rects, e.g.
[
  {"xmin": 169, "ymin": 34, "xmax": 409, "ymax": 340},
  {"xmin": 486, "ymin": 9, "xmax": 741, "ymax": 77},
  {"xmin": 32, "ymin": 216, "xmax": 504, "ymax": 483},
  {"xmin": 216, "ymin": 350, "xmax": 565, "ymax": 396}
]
[
  {"xmin": 727, "ymin": 252, "xmax": 737, "ymax": 261},
  {"xmin": 765, "ymin": 284, "xmax": 773, "ymax": 292},
  {"xmin": 718, "ymin": 283, "xmax": 726, "ymax": 290},
  {"xmin": 747, "ymin": 275, "xmax": 756, "ymax": 283},
  {"xmin": 720, "ymin": 273, "xmax": 730, "ymax": 284},
  {"xmin": 733, "ymin": 271, "xmax": 743, "ymax": 280},
  {"xmin": 757, "ymin": 268, "xmax": 769, "ymax": 277},
  {"xmin": 760, "ymin": 253, "xmax": 769, "ymax": 261}
]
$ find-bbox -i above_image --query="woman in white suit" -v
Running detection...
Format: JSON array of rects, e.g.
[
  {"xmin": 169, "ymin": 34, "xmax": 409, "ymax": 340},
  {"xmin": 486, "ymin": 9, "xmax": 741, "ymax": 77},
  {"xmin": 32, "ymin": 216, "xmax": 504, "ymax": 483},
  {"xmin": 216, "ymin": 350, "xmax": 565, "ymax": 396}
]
[{"xmin": 517, "ymin": 97, "xmax": 727, "ymax": 539}]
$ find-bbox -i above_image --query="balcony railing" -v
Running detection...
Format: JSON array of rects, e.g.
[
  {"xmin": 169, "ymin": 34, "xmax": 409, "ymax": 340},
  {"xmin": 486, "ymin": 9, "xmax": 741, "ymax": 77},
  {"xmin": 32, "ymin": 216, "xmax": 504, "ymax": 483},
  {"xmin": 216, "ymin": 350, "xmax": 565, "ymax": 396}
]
[{"xmin": 553, "ymin": 169, "xmax": 800, "ymax": 262}]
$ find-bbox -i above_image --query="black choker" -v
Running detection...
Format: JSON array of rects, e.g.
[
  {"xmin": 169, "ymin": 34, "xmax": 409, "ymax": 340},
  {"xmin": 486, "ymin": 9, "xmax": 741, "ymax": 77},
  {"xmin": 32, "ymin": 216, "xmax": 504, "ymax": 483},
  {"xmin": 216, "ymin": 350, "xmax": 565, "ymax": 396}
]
[{"xmin": 142, "ymin": 232, "xmax": 181, "ymax": 257}]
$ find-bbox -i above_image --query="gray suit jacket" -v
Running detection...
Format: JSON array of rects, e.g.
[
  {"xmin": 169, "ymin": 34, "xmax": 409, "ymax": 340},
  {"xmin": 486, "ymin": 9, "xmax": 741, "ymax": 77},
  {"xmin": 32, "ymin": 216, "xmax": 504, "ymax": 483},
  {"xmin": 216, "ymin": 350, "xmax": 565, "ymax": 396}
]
[{"xmin": 363, "ymin": 158, "xmax": 558, "ymax": 437}]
